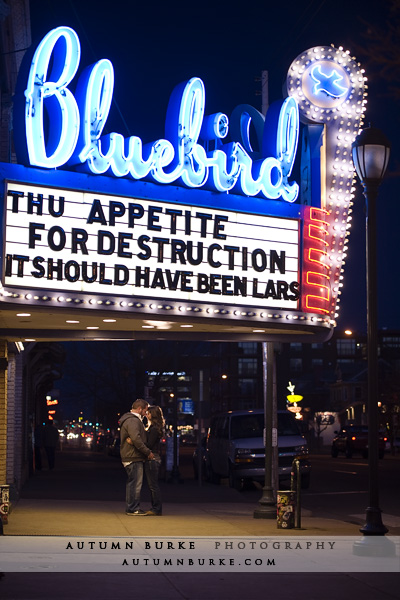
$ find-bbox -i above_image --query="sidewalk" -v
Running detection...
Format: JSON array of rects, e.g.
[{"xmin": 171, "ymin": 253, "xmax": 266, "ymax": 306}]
[
  {"xmin": 4, "ymin": 498, "xmax": 363, "ymax": 537},
  {"xmin": 2, "ymin": 447, "xmax": 388, "ymax": 537}
]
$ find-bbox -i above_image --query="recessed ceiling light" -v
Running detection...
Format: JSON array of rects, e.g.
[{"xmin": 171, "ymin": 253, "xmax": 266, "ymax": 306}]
[
  {"xmin": 142, "ymin": 320, "xmax": 173, "ymax": 330},
  {"xmin": 17, "ymin": 313, "xmax": 31, "ymax": 317},
  {"xmin": 86, "ymin": 326, "xmax": 99, "ymax": 330},
  {"xmin": 103, "ymin": 319, "xmax": 116, "ymax": 323}
]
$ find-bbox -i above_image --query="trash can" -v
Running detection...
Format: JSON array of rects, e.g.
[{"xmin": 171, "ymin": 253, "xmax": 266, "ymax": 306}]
[{"xmin": 277, "ymin": 490, "xmax": 296, "ymax": 529}]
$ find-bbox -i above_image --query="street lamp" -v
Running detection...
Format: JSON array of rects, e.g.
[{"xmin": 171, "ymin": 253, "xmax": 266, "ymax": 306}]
[{"xmin": 351, "ymin": 125, "xmax": 390, "ymax": 535}]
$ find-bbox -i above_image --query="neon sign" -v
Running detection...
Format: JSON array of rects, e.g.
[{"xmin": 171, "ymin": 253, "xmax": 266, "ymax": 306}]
[
  {"xmin": 302, "ymin": 207, "xmax": 330, "ymax": 315},
  {"xmin": 310, "ymin": 66, "xmax": 347, "ymax": 98},
  {"xmin": 46, "ymin": 398, "xmax": 58, "ymax": 406},
  {"xmin": 14, "ymin": 26, "xmax": 299, "ymax": 203},
  {"xmin": 287, "ymin": 46, "xmax": 367, "ymax": 321},
  {"xmin": 0, "ymin": 36, "xmax": 368, "ymax": 340}
]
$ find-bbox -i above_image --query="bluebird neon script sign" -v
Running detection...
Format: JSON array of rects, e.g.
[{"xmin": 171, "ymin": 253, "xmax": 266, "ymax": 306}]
[
  {"xmin": 310, "ymin": 65, "xmax": 347, "ymax": 98},
  {"xmin": 14, "ymin": 27, "xmax": 299, "ymax": 203}
]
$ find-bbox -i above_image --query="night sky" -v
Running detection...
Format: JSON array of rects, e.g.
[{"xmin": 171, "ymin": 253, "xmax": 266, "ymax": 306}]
[{"xmin": 28, "ymin": 0, "xmax": 400, "ymax": 333}]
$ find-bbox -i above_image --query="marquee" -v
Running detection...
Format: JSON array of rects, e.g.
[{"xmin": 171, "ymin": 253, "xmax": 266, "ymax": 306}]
[{"xmin": 0, "ymin": 28, "xmax": 367, "ymax": 341}]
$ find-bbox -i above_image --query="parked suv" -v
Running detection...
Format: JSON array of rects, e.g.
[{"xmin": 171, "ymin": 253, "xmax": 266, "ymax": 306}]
[
  {"xmin": 331, "ymin": 426, "xmax": 387, "ymax": 459},
  {"xmin": 206, "ymin": 410, "xmax": 310, "ymax": 489}
]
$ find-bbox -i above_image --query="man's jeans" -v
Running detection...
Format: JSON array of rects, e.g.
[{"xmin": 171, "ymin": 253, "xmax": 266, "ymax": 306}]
[
  {"xmin": 144, "ymin": 458, "xmax": 162, "ymax": 514},
  {"xmin": 125, "ymin": 461, "xmax": 144, "ymax": 512}
]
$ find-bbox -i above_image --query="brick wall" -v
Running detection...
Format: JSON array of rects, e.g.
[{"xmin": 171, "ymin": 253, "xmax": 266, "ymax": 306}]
[{"xmin": 6, "ymin": 350, "xmax": 24, "ymax": 492}]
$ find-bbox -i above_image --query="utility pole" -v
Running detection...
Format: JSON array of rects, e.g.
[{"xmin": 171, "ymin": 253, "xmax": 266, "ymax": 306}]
[{"xmin": 261, "ymin": 70, "xmax": 269, "ymax": 116}]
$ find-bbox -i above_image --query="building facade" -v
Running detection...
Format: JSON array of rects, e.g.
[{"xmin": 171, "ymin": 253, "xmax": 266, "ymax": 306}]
[{"xmin": 0, "ymin": 0, "xmax": 31, "ymax": 504}]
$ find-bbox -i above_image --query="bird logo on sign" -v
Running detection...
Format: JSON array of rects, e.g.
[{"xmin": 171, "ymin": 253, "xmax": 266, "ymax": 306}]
[{"xmin": 310, "ymin": 65, "xmax": 348, "ymax": 98}]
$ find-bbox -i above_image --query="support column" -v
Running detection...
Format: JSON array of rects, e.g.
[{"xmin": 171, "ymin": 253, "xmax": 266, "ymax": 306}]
[
  {"xmin": 6, "ymin": 354, "xmax": 15, "ymax": 486},
  {"xmin": 0, "ymin": 341, "xmax": 9, "ymax": 528},
  {"xmin": 0, "ymin": 340, "xmax": 8, "ymax": 486},
  {"xmin": 253, "ymin": 341, "xmax": 276, "ymax": 518}
]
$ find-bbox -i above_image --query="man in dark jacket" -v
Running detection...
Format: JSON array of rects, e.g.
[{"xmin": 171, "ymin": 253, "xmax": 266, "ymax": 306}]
[{"xmin": 119, "ymin": 398, "xmax": 154, "ymax": 515}]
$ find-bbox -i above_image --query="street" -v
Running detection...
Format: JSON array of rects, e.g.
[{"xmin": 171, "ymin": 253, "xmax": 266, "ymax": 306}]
[
  {"xmin": 300, "ymin": 455, "xmax": 400, "ymax": 525},
  {"xmin": 191, "ymin": 448, "xmax": 400, "ymax": 528},
  {"xmin": 232, "ymin": 453, "xmax": 400, "ymax": 526}
]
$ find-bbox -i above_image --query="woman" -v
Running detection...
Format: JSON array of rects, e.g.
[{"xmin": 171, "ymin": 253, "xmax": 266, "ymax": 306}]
[{"xmin": 144, "ymin": 405, "xmax": 165, "ymax": 516}]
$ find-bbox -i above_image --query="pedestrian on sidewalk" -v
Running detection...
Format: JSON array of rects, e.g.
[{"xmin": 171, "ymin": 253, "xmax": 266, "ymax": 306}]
[
  {"xmin": 144, "ymin": 405, "xmax": 165, "ymax": 516},
  {"xmin": 119, "ymin": 399, "xmax": 154, "ymax": 516},
  {"xmin": 43, "ymin": 420, "xmax": 59, "ymax": 470}
]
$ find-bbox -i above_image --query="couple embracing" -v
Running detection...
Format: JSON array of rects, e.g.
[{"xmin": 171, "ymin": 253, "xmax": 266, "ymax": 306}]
[{"xmin": 119, "ymin": 399, "xmax": 164, "ymax": 516}]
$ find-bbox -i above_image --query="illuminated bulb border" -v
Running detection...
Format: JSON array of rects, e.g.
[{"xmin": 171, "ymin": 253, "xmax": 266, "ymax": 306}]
[
  {"xmin": 287, "ymin": 46, "xmax": 366, "ymax": 323},
  {"xmin": 0, "ymin": 287, "xmax": 332, "ymax": 329}
]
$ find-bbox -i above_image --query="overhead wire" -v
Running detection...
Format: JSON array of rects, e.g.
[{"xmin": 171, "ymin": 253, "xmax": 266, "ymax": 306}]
[
  {"xmin": 67, "ymin": 0, "xmax": 131, "ymax": 136},
  {"xmin": 276, "ymin": 0, "xmax": 330, "ymax": 66}
]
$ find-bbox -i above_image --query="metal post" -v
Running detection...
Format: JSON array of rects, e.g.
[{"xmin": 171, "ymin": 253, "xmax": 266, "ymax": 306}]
[
  {"xmin": 360, "ymin": 182, "xmax": 387, "ymax": 535},
  {"xmin": 169, "ymin": 369, "xmax": 182, "ymax": 483},
  {"xmin": 197, "ymin": 369, "xmax": 203, "ymax": 486},
  {"xmin": 254, "ymin": 341, "xmax": 276, "ymax": 518},
  {"xmin": 291, "ymin": 459, "xmax": 302, "ymax": 529},
  {"xmin": 271, "ymin": 347, "xmax": 279, "ymax": 498}
]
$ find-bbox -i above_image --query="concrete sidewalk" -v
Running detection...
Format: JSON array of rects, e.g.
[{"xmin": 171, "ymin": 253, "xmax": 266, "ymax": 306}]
[
  {"xmin": 3, "ymin": 447, "xmax": 400, "ymax": 537},
  {"xmin": 4, "ymin": 497, "xmax": 366, "ymax": 537},
  {"xmin": 1, "ymin": 447, "xmax": 388, "ymax": 537}
]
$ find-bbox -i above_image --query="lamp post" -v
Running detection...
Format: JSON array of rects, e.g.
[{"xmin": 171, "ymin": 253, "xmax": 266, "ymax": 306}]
[{"xmin": 351, "ymin": 126, "xmax": 390, "ymax": 535}]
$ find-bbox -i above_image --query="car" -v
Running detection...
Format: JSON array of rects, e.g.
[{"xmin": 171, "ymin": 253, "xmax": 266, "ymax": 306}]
[
  {"xmin": 93, "ymin": 433, "xmax": 106, "ymax": 451},
  {"xmin": 205, "ymin": 409, "xmax": 311, "ymax": 490},
  {"xmin": 331, "ymin": 426, "xmax": 387, "ymax": 459},
  {"xmin": 179, "ymin": 433, "xmax": 197, "ymax": 447},
  {"xmin": 385, "ymin": 436, "xmax": 400, "ymax": 453}
]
